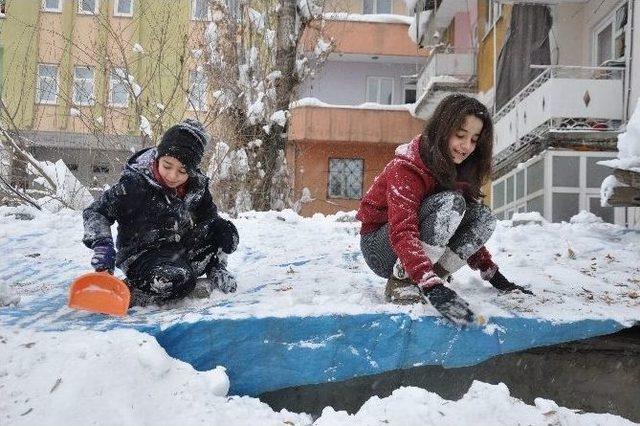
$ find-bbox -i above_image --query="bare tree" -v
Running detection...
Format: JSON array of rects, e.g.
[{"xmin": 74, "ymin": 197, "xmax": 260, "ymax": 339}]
[{"xmin": 200, "ymin": 0, "xmax": 332, "ymax": 213}]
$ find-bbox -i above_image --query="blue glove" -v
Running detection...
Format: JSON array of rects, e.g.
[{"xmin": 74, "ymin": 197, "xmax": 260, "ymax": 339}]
[{"xmin": 91, "ymin": 242, "xmax": 116, "ymax": 273}]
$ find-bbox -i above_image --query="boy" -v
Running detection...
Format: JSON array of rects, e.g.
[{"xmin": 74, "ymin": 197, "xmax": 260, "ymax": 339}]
[{"xmin": 82, "ymin": 119, "xmax": 238, "ymax": 306}]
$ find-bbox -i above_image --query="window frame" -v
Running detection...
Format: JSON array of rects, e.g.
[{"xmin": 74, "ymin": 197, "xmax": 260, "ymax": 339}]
[
  {"xmin": 72, "ymin": 65, "xmax": 96, "ymax": 106},
  {"xmin": 362, "ymin": 0, "xmax": 392, "ymax": 15},
  {"xmin": 593, "ymin": 1, "xmax": 628, "ymax": 65},
  {"xmin": 366, "ymin": 76, "xmax": 394, "ymax": 105},
  {"xmin": 113, "ymin": 0, "xmax": 133, "ymax": 17},
  {"xmin": 77, "ymin": 0, "xmax": 99, "ymax": 15},
  {"xmin": 191, "ymin": 0, "xmax": 210, "ymax": 21},
  {"xmin": 42, "ymin": 0, "xmax": 63, "ymax": 13},
  {"xmin": 108, "ymin": 68, "xmax": 129, "ymax": 107},
  {"xmin": 403, "ymin": 82, "xmax": 417, "ymax": 104},
  {"xmin": 327, "ymin": 158, "xmax": 365, "ymax": 200},
  {"xmin": 36, "ymin": 64, "xmax": 59, "ymax": 105},
  {"xmin": 187, "ymin": 69, "xmax": 208, "ymax": 111}
]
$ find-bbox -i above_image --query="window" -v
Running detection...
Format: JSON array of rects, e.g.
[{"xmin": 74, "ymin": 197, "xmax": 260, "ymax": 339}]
[
  {"xmin": 36, "ymin": 64, "xmax": 59, "ymax": 104},
  {"xmin": 527, "ymin": 195, "xmax": 544, "ymax": 215},
  {"xmin": 586, "ymin": 157, "xmax": 612, "ymax": 188},
  {"xmin": 328, "ymin": 159, "xmax": 363, "ymax": 199},
  {"xmin": 191, "ymin": 0, "xmax": 209, "ymax": 20},
  {"xmin": 403, "ymin": 83, "xmax": 417, "ymax": 104},
  {"xmin": 42, "ymin": 0, "xmax": 62, "ymax": 12},
  {"xmin": 109, "ymin": 68, "xmax": 129, "ymax": 107},
  {"xmin": 188, "ymin": 70, "xmax": 208, "ymax": 111},
  {"xmin": 527, "ymin": 160, "xmax": 544, "ymax": 195},
  {"xmin": 595, "ymin": 2, "xmax": 628, "ymax": 65},
  {"xmin": 552, "ymin": 156, "xmax": 580, "ymax": 187},
  {"xmin": 493, "ymin": 180, "xmax": 505, "ymax": 209},
  {"xmin": 552, "ymin": 193, "xmax": 579, "ymax": 223},
  {"xmin": 506, "ymin": 176, "xmax": 514, "ymax": 204},
  {"xmin": 589, "ymin": 196, "xmax": 614, "ymax": 223},
  {"xmin": 363, "ymin": 0, "xmax": 391, "ymax": 14},
  {"xmin": 483, "ymin": 0, "xmax": 502, "ymax": 35},
  {"xmin": 516, "ymin": 170, "xmax": 525, "ymax": 200},
  {"xmin": 366, "ymin": 77, "xmax": 393, "ymax": 105},
  {"xmin": 73, "ymin": 66, "xmax": 95, "ymax": 106},
  {"xmin": 114, "ymin": 0, "xmax": 133, "ymax": 16},
  {"xmin": 78, "ymin": 0, "xmax": 98, "ymax": 14}
]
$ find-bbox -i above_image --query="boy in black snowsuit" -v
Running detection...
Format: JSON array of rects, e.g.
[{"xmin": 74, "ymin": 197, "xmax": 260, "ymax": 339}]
[{"xmin": 82, "ymin": 119, "xmax": 238, "ymax": 306}]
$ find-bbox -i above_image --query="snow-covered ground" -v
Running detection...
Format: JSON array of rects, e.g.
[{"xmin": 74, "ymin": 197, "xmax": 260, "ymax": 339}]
[
  {"xmin": 1, "ymin": 206, "xmax": 639, "ymax": 328},
  {"xmin": 1, "ymin": 206, "xmax": 639, "ymax": 424}
]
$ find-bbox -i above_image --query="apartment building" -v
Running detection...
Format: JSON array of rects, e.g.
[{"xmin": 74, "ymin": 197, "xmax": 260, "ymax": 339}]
[
  {"xmin": 289, "ymin": 0, "xmax": 427, "ymax": 216},
  {"xmin": 0, "ymin": 0, "xmax": 216, "ymax": 190},
  {"xmin": 411, "ymin": 0, "xmax": 639, "ymax": 226}
]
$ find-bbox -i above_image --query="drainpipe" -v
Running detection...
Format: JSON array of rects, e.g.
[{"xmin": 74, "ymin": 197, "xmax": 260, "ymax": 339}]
[
  {"xmin": 624, "ymin": 0, "xmax": 634, "ymax": 121},
  {"xmin": 492, "ymin": 0, "xmax": 497, "ymax": 114}
]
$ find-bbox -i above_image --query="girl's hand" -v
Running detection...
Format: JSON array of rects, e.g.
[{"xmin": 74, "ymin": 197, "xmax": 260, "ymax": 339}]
[
  {"xmin": 419, "ymin": 273, "xmax": 476, "ymax": 325},
  {"xmin": 489, "ymin": 270, "xmax": 534, "ymax": 295}
]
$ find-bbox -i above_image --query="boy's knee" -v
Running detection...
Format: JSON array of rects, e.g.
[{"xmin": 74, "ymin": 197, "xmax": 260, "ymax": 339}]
[{"xmin": 148, "ymin": 264, "xmax": 196, "ymax": 299}]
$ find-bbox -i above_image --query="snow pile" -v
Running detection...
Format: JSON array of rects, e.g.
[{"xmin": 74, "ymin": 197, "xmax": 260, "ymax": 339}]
[
  {"xmin": 407, "ymin": 11, "xmax": 430, "ymax": 44},
  {"xmin": 28, "ymin": 159, "xmax": 94, "ymax": 212},
  {"xmin": 315, "ymin": 381, "xmax": 635, "ymax": 426},
  {"xmin": 0, "ymin": 327, "xmax": 310, "ymax": 425},
  {"xmin": 600, "ymin": 98, "xmax": 640, "ymax": 206},
  {"xmin": 323, "ymin": 13, "xmax": 414, "ymax": 25},
  {"xmin": 0, "ymin": 327, "xmax": 635, "ymax": 425},
  {"xmin": 291, "ymin": 97, "xmax": 413, "ymax": 112},
  {"xmin": 570, "ymin": 210, "xmax": 603, "ymax": 224}
]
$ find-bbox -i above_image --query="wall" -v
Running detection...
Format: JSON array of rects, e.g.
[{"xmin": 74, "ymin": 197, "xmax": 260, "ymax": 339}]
[
  {"xmin": 299, "ymin": 61, "xmax": 421, "ymax": 105},
  {"xmin": 293, "ymin": 140, "xmax": 399, "ymax": 216},
  {"xmin": 476, "ymin": 3, "xmax": 511, "ymax": 96}
]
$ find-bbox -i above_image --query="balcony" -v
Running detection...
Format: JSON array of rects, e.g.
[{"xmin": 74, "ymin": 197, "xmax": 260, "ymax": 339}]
[
  {"xmin": 413, "ymin": 49, "xmax": 476, "ymax": 119},
  {"xmin": 493, "ymin": 65, "xmax": 625, "ymax": 163},
  {"xmin": 289, "ymin": 99, "xmax": 425, "ymax": 144},
  {"xmin": 302, "ymin": 17, "xmax": 427, "ymax": 59}
]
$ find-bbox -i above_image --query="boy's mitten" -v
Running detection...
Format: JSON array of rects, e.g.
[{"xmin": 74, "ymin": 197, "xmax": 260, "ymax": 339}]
[
  {"xmin": 216, "ymin": 219, "xmax": 239, "ymax": 254},
  {"xmin": 91, "ymin": 241, "xmax": 116, "ymax": 273},
  {"xmin": 419, "ymin": 273, "xmax": 476, "ymax": 325},
  {"xmin": 489, "ymin": 270, "xmax": 534, "ymax": 295}
]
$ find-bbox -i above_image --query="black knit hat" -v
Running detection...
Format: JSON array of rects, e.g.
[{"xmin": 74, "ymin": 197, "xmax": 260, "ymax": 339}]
[{"xmin": 157, "ymin": 119, "xmax": 209, "ymax": 174}]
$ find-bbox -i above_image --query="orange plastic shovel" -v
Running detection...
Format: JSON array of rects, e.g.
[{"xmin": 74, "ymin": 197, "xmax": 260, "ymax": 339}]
[{"xmin": 68, "ymin": 271, "xmax": 130, "ymax": 316}]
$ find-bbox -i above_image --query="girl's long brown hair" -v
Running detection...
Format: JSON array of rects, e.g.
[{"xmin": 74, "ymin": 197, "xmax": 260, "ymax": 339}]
[{"xmin": 419, "ymin": 93, "xmax": 493, "ymax": 199}]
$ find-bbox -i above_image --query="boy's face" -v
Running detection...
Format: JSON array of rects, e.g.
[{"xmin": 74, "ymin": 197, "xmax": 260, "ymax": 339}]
[{"xmin": 158, "ymin": 156, "xmax": 189, "ymax": 188}]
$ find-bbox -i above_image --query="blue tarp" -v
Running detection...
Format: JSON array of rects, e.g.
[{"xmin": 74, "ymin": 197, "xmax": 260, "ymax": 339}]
[{"xmin": 1, "ymin": 297, "xmax": 626, "ymax": 396}]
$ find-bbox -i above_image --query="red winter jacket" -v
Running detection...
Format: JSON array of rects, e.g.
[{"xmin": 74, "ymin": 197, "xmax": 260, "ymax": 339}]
[{"xmin": 356, "ymin": 135, "xmax": 496, "ymax": 284}]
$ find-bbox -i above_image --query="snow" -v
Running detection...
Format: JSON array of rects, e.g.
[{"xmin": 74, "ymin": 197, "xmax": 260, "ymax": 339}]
[
  {"xmin": 291, "ymin": 97, "xmax": 413, "ymax": 112},
  {"xmin": 132, "ymin": 43, "xmax": 145, "ymax": 53},
  {"xmin": 248, "ymin": 8, "xmax": 265, "ymax": 32},
  {"xmin": 407, "ymin": 11, "xmax": 430, "ymax": 44},
  {"xmin": 1, "ymin": 207, "xmax": 639, "ymax": 423},
  {"xmin": 28, "ymin": 159, "xmax": 94, "ymax": 212},
  {"xmin": 0, "ymin": 279, "xmax": 20, "ymax": 306},
  {"xmin": 139, "ymin": 115, "xmax": 152, "ymax": 137},
  {"xmin": 69, "ymin": 108, "xmax": 81, "ymax": 117},
  {"xmin": 1, "ymin": 325, "xmax": 634, "ymax": 424},
  {"xmin": 570, "ymin": 211, "xmax": 603, "ymax": 224},
  {"xmin": 315, "ymin": 381, "xmax": 634, "ymax": 426},
  {"xmin": 314, "ymin": 38, "xmax": 332, "ymax": 57},
  {"xmin": 323, "ymin": 12, "xmax": 414, "ymax": 25},
  {"xmin": 270, "ymin": 110, "xmax": 288, "ymax": 127},
  {"xmin": 1, "ymin": 207, "xmax": 639, "ymax": 326},
  {"xmin": 600, "ymin": 175, "xmax": 627, "ymax": 207}
]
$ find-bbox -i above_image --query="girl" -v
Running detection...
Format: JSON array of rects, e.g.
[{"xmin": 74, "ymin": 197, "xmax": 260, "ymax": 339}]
[
  {"xmin": 82, "ymin": 119, "xmax": 239, "ymax": 307},
  {"xmin": 357, "ymin": 94, "xmax": 532, "ymax": 325}
]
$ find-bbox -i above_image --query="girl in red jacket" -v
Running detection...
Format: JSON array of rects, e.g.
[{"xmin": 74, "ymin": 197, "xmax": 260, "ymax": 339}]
[{"xmin": 357, "ymin": 94, "xmax": 532, "ymax": 325}]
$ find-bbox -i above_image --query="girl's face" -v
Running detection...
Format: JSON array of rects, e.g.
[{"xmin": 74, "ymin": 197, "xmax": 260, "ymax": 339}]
[
  {"xmin": 158, "ymin": 155, "xmax": 189, "ymax": 188},
  {"xmin": 448, "ymin": 115, "xmax": 483, "ymax": 165}
]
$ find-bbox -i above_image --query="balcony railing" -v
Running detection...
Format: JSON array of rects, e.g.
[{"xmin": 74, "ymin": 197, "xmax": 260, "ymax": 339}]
[
  {"xmin": 416, "ymin": 49, "xmax": 476, "ymax": 98},
  {"xmin": 493, "ymin": 65, "xmax": 625, "ymax": 160}
]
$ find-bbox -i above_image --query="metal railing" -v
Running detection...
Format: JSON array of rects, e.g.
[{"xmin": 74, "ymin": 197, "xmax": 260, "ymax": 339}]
[{"xmin": 493, "ymin": 65, "xmax": 625, "ymax": 122}]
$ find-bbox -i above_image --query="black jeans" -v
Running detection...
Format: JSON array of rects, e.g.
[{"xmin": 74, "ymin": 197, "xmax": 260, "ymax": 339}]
[{"xmin": 126, "ymin": 218, "xmax": 237, "ymax": 305}]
